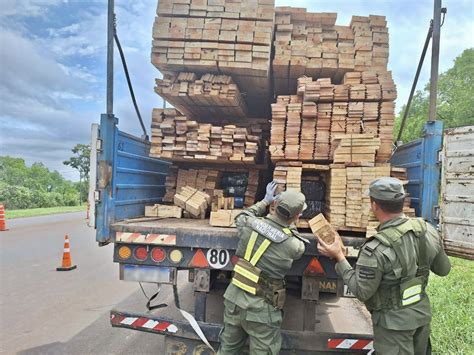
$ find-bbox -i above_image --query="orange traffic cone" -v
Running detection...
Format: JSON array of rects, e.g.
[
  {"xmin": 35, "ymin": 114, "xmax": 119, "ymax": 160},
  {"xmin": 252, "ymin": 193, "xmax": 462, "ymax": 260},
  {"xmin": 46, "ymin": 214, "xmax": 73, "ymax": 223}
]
[
  {"xmin": 57, "ymin": 235, "xmax": 77, "ymax": 271},
  {"xmin": 0, "ymin": 204, "xmax": 8, "ymax": 231}
]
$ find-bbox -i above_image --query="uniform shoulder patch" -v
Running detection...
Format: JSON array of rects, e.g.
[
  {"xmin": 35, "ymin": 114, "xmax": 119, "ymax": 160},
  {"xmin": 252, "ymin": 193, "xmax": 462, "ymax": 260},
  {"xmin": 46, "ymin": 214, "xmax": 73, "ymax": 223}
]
[{"xmin": 358, "ymin": 267, "xmax": 376, "ymax": 280}]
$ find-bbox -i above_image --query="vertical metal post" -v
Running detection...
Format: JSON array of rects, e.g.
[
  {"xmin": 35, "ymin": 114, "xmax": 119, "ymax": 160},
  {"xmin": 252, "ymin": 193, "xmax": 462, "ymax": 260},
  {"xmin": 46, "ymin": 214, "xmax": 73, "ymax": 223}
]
[
  {"xmin": 428, "ymin": 0, "xmax": 442, "ymax": 122},
  {"xmin": 421, "ymin": 120, "xmax": 443, "ymax": 224},
  {"xmin": 106, "ymin": 0, "xmax": 114, "ymax": 115}
]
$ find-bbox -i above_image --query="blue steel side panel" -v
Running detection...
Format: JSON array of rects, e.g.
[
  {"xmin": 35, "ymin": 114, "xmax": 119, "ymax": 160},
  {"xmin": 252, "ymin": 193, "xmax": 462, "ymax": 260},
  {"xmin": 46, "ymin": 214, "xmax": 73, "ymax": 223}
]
[
  {"xmin": 391, "ymin": 121, "xmax": 443, "ymax": 224},
  {"xmin": 96, "ymin": 114, "xmax": 170, "ymax": 244},
  {"xmin": 113, "ymin": 130, "xmax": 170, "ymax": 222},
  {"xmin": 390, "ymin": 138, "xmax": 424, "ymax": 216}
]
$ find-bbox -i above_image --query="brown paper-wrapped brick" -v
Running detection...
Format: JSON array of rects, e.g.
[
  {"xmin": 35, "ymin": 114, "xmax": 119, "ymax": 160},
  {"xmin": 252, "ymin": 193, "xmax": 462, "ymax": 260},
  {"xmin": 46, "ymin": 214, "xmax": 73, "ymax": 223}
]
[{"xmin": 309, "ymin": 213, "xmax": 346, "ymax": 254}]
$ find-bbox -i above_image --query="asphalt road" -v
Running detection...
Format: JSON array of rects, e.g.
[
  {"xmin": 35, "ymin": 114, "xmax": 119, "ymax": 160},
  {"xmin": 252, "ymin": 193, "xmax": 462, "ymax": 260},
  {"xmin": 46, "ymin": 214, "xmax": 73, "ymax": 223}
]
[{"xmin": 0, "ymin": 213, "xmax": 371, "ymax": 355}]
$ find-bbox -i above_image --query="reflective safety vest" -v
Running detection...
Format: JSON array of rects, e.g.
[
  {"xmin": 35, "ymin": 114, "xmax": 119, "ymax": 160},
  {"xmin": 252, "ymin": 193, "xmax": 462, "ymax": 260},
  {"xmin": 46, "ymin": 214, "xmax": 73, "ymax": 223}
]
[
  {"xmin": 231, "ymin": 217, "xmax": 292, "ymax": 309},
  {"xmin": 364, "ymin": 218, "xmax": 429, "ymax": 312}
]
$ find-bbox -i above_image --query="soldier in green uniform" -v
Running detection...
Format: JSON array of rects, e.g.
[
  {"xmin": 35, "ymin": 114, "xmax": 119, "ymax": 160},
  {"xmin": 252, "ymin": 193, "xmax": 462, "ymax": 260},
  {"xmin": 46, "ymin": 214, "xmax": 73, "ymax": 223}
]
[
  {"xmin": 217, "ymin": 181, "xmax": 309, "ymax": 355},
  {"xmin": 317, "ymin": 177, "xmax": 451, "ymax": 355}
]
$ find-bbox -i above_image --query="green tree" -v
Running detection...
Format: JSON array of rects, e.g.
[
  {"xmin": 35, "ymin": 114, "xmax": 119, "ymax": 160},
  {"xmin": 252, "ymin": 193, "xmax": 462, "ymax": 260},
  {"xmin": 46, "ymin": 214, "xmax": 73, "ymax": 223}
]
[
  {"xmin": 394, "ymin": 48, "xmax": 474, "ymax": 142},
  {"xmin": 0, "ymin": 156, "xmax": 80, "ymax": 209},
  {"xmin": 63, "ymin": 144, "xmax": 91, "ymax": 204}
]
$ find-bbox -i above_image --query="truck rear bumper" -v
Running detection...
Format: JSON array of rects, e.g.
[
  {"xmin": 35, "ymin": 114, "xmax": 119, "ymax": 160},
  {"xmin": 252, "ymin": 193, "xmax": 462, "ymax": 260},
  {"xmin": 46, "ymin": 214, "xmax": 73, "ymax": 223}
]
[{"xmin": 110, "ymin": 309, "xmax": 373, "ymax": 353}]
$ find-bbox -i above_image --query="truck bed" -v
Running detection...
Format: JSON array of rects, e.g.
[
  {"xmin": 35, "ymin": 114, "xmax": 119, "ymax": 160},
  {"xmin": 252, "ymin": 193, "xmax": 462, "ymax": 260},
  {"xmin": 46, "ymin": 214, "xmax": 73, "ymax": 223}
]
[{"xmin": 111, "ymin": 217, "xmax": 366, "ymax": 249}]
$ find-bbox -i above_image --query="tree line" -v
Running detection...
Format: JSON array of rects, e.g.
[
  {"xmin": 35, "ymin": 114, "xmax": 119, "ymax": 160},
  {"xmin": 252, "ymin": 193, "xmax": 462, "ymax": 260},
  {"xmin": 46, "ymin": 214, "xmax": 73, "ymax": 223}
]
[{"xmin": 0, "ymin": 144, "xmax": 90, "ymax": 210}]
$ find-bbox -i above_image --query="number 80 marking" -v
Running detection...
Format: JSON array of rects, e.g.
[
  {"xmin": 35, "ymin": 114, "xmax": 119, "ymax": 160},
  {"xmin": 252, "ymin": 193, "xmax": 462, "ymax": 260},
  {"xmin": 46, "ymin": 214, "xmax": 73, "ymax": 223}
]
[{"xmin": 206, "ymin": 249, "xmax": 229, "ymax": 269}]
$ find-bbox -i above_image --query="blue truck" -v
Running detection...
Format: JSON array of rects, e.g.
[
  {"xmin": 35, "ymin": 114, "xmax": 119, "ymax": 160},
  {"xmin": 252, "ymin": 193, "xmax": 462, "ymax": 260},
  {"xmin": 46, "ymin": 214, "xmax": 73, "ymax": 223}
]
[
  {"xmin": 89, "ymin": 0, "xmax": 473, "ymax": 353},
  {"xmin": 89, "ymin": 115, "xmax": 474, "ymax": 354}
]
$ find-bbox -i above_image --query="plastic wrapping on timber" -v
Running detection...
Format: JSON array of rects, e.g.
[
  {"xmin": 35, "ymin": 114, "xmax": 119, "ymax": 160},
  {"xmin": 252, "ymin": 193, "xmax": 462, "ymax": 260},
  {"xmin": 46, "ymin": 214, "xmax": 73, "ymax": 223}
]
[
  {"xmin": 302, "ymin": 201, "xmax": 325, "ymax": 220},
  {"xmin": 301, "ymin": 180, "xmax": 326, "ymax": 201}
]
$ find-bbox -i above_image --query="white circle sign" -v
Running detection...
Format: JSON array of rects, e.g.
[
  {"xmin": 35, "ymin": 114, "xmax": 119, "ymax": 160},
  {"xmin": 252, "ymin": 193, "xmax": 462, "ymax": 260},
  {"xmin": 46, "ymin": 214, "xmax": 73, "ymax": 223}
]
[{"xmin": 206, "ymin": 249, "xmax": 229, "ymax": 269}]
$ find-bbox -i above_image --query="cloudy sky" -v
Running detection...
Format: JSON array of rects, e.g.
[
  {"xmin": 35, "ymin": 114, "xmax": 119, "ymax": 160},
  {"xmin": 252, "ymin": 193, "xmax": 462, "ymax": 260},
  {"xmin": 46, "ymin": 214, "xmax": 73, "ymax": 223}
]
[{"xmin": 0, "ymin": 0, "xmax": 473, "ymax": 181}]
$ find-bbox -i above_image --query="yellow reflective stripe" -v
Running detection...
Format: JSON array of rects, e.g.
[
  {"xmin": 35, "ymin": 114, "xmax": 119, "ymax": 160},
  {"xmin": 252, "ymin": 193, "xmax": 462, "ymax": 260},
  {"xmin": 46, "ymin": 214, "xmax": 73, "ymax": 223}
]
[
  {"xmin": 232, "ymin": 278, "xmax": 256, "ymax": 295},
  {"xmin": 250, "ymin": 239, "xmax": 271, "ymax": 266},
  {"xmin": 402, "ymin": 294, "xmax": 421, "ymax": 306},
  {"xmin": 403, "ymin": 284, "xmax": 422, "ymax": 299},
  {"xmin": 244, "ymin": 231, "xmax": 258, "ymax": 261},
  {"xmin": 234, "ymin": 264, "xmax": 259, "ymax": 283},
  {"xmin": 282, "ymin": 228, "xmax": 291, "ymax": 235}
]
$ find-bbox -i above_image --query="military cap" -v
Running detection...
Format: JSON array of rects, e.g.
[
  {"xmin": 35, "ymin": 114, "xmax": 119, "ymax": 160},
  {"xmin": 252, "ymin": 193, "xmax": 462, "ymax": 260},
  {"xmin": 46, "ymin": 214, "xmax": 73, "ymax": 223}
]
[
  {"xmin": 275, "ymin": 190, "xmax": 307, "ymax": 218},
  {"xmin": 366, "ymin": 177, "xmax": 406, "ymax": 201}
]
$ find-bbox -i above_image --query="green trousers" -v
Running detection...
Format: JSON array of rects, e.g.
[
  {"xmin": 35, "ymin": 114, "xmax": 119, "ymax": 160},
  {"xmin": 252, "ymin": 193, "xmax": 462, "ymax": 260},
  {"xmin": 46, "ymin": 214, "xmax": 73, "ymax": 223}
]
[
  {"xmin": 217, "ymin": 300, "xmax": 283, "ymax": 355},
  {"xmin": 373, "ymin": 323, "xmax": 431, "ymax": 355}
]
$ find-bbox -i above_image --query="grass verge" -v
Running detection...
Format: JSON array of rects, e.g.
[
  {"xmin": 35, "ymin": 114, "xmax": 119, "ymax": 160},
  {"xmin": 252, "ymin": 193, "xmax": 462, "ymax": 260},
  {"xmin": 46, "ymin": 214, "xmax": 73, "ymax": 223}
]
[
  {"xmin": 5, "ymin": 205, "xmax": 87, "ymax": 219},
  {"xmin": 428, "ymin": 256, "xmax": 474, "ymax": 353}
]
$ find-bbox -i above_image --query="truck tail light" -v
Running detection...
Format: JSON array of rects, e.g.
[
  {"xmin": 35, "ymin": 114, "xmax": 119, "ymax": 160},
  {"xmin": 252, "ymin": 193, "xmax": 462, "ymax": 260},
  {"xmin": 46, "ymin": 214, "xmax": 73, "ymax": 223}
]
[
  {"xmin": 169, "ymin": 249, "xmax": 183, "ymax": 264},
  {"xmin": 304, "ymin": 257, "xmax": 326, "ymax": 277},
  {"xmin": 151, "ymin": 247, "xmax": 166, "ymax": 263},
  {"xmin": 134, "ymin": 246, "xmax": 148, "ymax": 261},
  {"xmin": 118, "ymin": 246, "xmax": 132, "ymax": 260}
]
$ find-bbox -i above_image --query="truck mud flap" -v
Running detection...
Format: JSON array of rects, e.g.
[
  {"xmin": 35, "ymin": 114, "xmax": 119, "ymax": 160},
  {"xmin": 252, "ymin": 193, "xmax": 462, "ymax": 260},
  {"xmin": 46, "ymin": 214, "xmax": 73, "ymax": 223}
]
[{"xmin": 110, "ymin": 310, "xmax": 373, "ymax": 353}]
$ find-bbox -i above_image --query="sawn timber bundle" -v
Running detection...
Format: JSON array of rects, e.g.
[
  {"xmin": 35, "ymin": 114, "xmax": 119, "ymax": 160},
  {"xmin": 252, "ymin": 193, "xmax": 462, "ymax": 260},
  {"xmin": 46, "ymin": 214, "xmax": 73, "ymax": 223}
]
[
  {"xmin": 152, "ymin": 0, "xmax": 275, "ymax": 116},
  {"xmin": 155, "ymin": 73, "xmax": 248, "ymax": 120},
  {"xmin": 148, "ymin": 1, "xmax": 405, "ymax": 235},
  {"xmin": 150, "ymin": 108, "xmax": 264, "ymax": 162}
]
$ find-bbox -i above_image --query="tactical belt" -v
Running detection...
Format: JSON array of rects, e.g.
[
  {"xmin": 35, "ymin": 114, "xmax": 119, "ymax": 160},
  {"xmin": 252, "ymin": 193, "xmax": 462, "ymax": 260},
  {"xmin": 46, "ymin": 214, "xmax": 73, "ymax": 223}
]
[{"xmin": 231, "ymin": 229, "xmax": 287, "ymax": 309}]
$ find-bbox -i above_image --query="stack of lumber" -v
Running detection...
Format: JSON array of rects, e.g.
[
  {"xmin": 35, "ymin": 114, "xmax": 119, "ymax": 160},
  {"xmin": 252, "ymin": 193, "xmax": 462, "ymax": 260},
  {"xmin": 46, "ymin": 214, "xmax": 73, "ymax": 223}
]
[
  {"xmin": 325, "ymin": 166, "xmax": 346, "ymax": 228},
  {"xmin": 145, "ymin": 204, "xmax": 183, "ymax": 218},
  {"xmin": 174, "ymin": 186, "xmax": 211, "ymax": 219},
  {"xmin": 352, "ymin": 15, "xmax": 389, "ymax": 73},
  {"xmin": 163, "ymin": 166, "xmax": 179, "ymax": 202},
  {"xmin": 331, "ymin": 134, "xmax": 381, "ymax": 164},
  {"xmin": 314, "ymin": 103, "xmax": 332, "ymax": 160},
  {"xmin": 273, "ymin": 7, "xmax": 391, "ymax": 95},
  {"xmin": 210, "ymin": 209, "xmax": 242, "ymax": 227},
  {"xmin": 377, "ymin": 101, "xmax": 395, "ymax": 161},
  {"xmin": 285, "ymin": 103, "xmax": 302, "ymax": 159},
  {"xmin": 150, "ymin": 109, "xmax": 262, "ymax": 162},
  {"xmin": 309, "ymin": 213, "xmax": 346, "ymax": 253},
  {"xmin": 209, "ymin": 188, "xmax": 242, "ymax": 227},
  {"xmin": 325, "ymin": 164, "xmax": 392, "ymax": 229},
  {"xmin": 269, "ymin": 71, "xmax": 396, "ymax": 162},
  {"xmin": 296, "ymin": 71, "xmax": 396, "ymax": 102},
  {"xmin": 269, "ymin": 101, "xmax": 287, "ymax": 159},
  {"xmin": 163, "ymin": 166, "xmax": 218, "ymax": 202},
  {"xmin": 163, "ymin": 165, "xmax": 260, "ymax": 206},
  {"xmin": 273, "ymin": 161, "xmax": 303, "ymax": 193},
  {"xmin": 300, "ymin": 102, "xmax": 317, "ymax": 160},
  {"xmin": 155, "ymin": 73, "xmax": 248, "ymax": 119},
  {"xmin": 177, "ymin": 168, "xmax": 220, "ymax": 194},
  {"xmin": 345, "ymin": 167, "xmax": 363, "ymax": 227},
  {"xmin": 152, "ymin": 0, "xmax": 275, "ymax": 116},
  {"xmin": 211, "ymin": 190, "xmax": 235, "ymax": 210},
  {"xmin": 245, "ymin": 169, "xmax": 260, "ymax": 206}
]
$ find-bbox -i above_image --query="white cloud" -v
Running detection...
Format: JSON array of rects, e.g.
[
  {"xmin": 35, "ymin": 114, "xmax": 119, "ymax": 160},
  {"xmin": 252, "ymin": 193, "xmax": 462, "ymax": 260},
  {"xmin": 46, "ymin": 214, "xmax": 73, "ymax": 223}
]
[{"xmin": 0, "ymin": 0, "xmax": 63, "ymax": 18}]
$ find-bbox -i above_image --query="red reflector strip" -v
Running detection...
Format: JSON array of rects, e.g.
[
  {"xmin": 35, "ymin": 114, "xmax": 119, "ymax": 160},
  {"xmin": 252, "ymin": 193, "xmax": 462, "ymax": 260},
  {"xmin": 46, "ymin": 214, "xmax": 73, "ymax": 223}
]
[
  {"xmin": 116, "ymin": 232, "xmax": 176, "ymax": 245},
  {"xmin": 111, "ymin": 314, "xmax": 178, "ymax": 334},
  {"xmin": 328, "ymin": 338, "xmax": 373, "ymax": 352}
]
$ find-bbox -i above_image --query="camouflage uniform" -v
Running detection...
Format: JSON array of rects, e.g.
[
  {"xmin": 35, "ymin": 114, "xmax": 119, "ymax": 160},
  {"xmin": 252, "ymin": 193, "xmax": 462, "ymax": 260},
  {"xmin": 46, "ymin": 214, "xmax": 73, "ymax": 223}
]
[
  {"xmin": 336, "ymin": 178, "xmax": 451, "ymax": 354},
  {"xmin": 218, "ymin": 191, "xmax": 307, "ymax": 355}
]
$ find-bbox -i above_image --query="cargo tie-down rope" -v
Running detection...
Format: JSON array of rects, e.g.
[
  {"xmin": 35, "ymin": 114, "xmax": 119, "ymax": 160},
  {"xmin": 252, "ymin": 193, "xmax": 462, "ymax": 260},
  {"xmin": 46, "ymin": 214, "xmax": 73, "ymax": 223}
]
[{"xmin": 113, "ymin": 14, "xmax": 148, "ymax": 140}]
